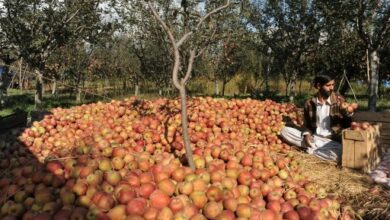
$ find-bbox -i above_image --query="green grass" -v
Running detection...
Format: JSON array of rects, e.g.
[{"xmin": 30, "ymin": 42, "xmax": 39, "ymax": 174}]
[
  {"xmin": 0, "ymin": 89, "xmax": 102, "ymax": 117},
  {"xmin": 1, "ymin": 79, "xmax": 389, "ymax": 118}
]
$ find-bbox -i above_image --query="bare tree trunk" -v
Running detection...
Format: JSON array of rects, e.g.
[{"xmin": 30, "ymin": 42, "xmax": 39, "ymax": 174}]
[
  {"xmin": 368, "ymin": 49, "xmax": 379, "ymax": 112},
  {"xmin": 214, "ymin": 78, "xmax": 219, "ymax": 95},
  {"xmin": 221, "ymin": 79, "xmax": 226, "ymax": 96},
  {"xmin": 35, "ymin": 70, "xmax": 43, "ymax": 109},
  {"xmin": 179, "ymin": 86, "xmax": 194, "ymax": 168},
  {"xmin": 52, "ymin": 78, "xmax": 57, "ymax": 96},
  {"xmin": 265, "ymin": 58, "xmax": 271, "ymax": 92},
  {"xmin": 134, "ymin": 83, "xmax": 140, "ymax": 96},
  {"xmin": 289, "ymin": 72, "xmax": 298, "ymax": 102},
  {"xmin": 145, "ymin": 0, "xmax": 230, "ymax": 171},
  {"xmin": 0, "ymin": 65, "xmax": 10, "ymax": 108},
  {"xmin": 76, "ymin": 87, "xmax": 82, "ymax": 104},
  {"xmin": 366, "ymin": 49, "xmax": 370, "ymax": 83},
  {"xmin": 284, "ymin": 77, "xmax": 289, "ymax": 97},
  {"xmin": 122, "ymin": 79, "xmax": 127, "ymax": 91}
]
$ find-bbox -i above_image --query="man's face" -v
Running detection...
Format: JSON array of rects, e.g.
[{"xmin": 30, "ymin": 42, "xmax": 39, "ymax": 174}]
[{"xmin": 318, "ymin": 80, "xmax": 335, "ymax": 98}]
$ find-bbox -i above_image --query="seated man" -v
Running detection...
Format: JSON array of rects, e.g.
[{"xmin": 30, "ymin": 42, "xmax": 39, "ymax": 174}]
[{"xmin": 280, "ymin": 74, "xmax": 353, "ymax": 162}]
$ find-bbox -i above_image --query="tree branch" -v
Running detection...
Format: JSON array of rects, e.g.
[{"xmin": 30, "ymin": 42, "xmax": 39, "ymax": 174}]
[
  {"xmin": 144, "ymin": 1, "xmax": 182, "ymax": 90},
  {"xmin": 177, "ymin": 32, "xmax": 193, "ymax": 48},
  {"xmin": 64, "ymin": 9, "xmax": 80, "ymax": 24},
  {"xmin": 145, "ymin": 1, "xmax": 177, "ymax": 47},
  {"xmin": 182, "ymin": 50, "xmax": 195, "ymax": 84},
  {"xmin": 374, "ymin": 5, "xmax": 390, "ymax": 48},
  {"xmin": 357, "ymin": 0, "xmax": 370, "ymax": 46},
  {"xmin": 196, "ymin": 0, "xmax": 231, "ymax": 29}
]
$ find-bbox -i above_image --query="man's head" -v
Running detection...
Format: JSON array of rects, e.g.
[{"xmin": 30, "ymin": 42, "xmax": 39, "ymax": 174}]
[{"xmin": 313, "ymin": 75, "xmax": 335, "ymax": 98}]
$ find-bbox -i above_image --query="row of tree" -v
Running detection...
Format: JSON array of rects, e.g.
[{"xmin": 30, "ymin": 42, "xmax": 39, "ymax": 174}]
[{"xmin": 0, "ymin": 0, "xmax": 389, "ymax": 111}]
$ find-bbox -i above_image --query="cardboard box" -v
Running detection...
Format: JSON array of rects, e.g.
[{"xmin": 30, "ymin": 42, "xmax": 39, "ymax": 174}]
[{"xmin": 342, "ymin": 124, "xmax": 381, "ymax": 173}]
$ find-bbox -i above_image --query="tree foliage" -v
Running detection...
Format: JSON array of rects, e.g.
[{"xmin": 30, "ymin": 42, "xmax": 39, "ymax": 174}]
[{"xmin": 0, "ymin": 0, "xmax": 389, "ymax": 110}]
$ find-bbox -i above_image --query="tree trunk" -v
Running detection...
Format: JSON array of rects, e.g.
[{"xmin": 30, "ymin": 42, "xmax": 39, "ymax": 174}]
[
  {"xmin": 179, "ymin": 86, "xmax": 195, "ymax": 170},
  {"xmin": 105, "ymin": 78, "xmax": 110, "ymax": 95},
  {"xmin": 289, "ymin": 80, "xmax": 296, "ymax": 102},
  {"xmin": 134, "ymin": 83, "xmax": 140, "ymax": 96},
  {"xmin": 214, "ymin": 78, "xmax": 219, "ymax": 96},
  {"xmin": 0, "ymin": 65, "xmax": 10, "ymax": 108},
  {"xmin": 285, "ymin": 77, "xmax": 289, "ymax": 97},
  {"xmin": 52, "ymin": 78, "xmax": 57, "ymax": 96},
  {"xmin": 221, "ymin": 79, "xmax": 226, "ymax": 96},
  {"xmin": 287, "ymin": 72, "xmax": 298, "ymax": 102},
  {"xmin": 368, "ymin": 49, "xmax": 379, "ymax": 112},
  {"xmin": 76, "ymin": 87, "xmax": 82, "ymax": 104},
  {"xmin": 35, "ymin": 70, "xmax": 43, "ymax": 110},
  {"xmin": 265, "ymin": 58, "xmax": 270, "ymax": 92},
  {"xmin": 122, "ymin": 79, "xmax": 127, "ymax": 91}
]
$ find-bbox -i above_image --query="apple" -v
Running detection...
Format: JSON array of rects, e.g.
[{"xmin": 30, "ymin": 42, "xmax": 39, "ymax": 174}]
[
  {"xmin": 126, "ymin": 198, "xmax": 147, "ymax": 216},
  {"xmin": 190, "ymin": 191, "xmax": 208, "ymax": 209},
  {"xmin": 107, "ymin": 205, "xmax": 126, "ymax": 220},
  {"xmin": 236, "ymin": 203, "xmax": 252, "ymax": 218},
  {"xmin": 203, "ymin": 201, "xmax": 223, "ymax": 219},
  {"xmin": 158, "ymin": 179, "xmax": 175, "ymax": 196},
  {"xmin": 150, "ymin": 190, "xmax": 171, "ymax": 209}
]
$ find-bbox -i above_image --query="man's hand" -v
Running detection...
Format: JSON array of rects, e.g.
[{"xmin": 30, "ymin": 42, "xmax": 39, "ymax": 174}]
[{"xmin": 303, "ymin": 134, "xmax": 314, "ymax": 148}]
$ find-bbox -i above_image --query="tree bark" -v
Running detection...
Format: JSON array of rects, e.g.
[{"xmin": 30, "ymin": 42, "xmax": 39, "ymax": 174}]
[
  {"xmin": 0, "ymin": 65, "xmax": 10, "ymax": 108},
  {"xmin": 179, "ymin": 86, "xmax": 195, "ymax": 170},
  {"xmin": 214, "ymin": 78, "xmax": 219, "ymax": 96},
  {"xmin": 265, "ymin": 57, "xmax": 271, "ymax": 92},
  {"xmin": 221, "ymin": 79, "xmax": 226, "ymax": 96},
  {"xmin": 76, "ymin": 87, "xmax": 82, "ymax": 104},
  {"xmin": 134, "ymin": 83, "xmax": 140, "ymax": 96},
  {"xmin": 52, "ymin": 78, "xmax": 57, "ymax": 96},
  {"xmin": 35, "ymin": 70, "xmax": 43, "ymax": 110},
  {"xmin": 368, "ymin": 49, "xmax": 379, "ymax": 112},
  {"xmin": 122, "ymin": 79, "xmax": 127, "ymax": 91},
  {"xmin": 287, "ymin": 72, "xmax": 298, "ymax": 102}
]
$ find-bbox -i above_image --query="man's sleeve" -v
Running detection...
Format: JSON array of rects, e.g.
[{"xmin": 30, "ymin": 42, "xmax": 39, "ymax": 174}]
[{"xmin": 302, "ymin": 100, "xmax": 314, "ymax": 135}]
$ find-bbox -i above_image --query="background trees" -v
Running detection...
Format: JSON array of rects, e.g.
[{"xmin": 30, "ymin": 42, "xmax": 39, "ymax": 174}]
[
  {"xmin": 0, "ymin": 0, "xmax": 389, "ymax": 111},
  {"xmin": 0, "ymin": 0, "xmax": 115, "ymax": 108}
]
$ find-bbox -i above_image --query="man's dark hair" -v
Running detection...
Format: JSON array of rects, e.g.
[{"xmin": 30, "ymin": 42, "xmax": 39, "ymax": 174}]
[{"xmin": 313, "ymin": 74, "xmax": 334, "ymax": 87}]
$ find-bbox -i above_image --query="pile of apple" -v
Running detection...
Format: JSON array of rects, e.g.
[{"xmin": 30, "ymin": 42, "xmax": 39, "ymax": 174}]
[
  {"xmin": 350, "ymin": 122, "xmax": 373, "ymax": 131},
  {"xmin": 0, "ymin": 97, "xmax": 343, "ymax": 220}
]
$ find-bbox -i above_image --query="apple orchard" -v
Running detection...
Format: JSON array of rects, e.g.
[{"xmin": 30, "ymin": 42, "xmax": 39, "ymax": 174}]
[{"xmin": 0, "ymin": 97, "xmax": 348, "ymax": 220}]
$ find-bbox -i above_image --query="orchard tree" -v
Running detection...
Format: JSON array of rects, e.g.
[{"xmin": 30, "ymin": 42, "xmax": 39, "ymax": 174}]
[
  {"xmin": 0, "ymin": 0, "xmax": 115, "ymax": 109},
  {"xmin": 260, "ymin": 0, "xmax": 319, "ymax": 100},
  {"xmin": 144, "ymin": 0, "xmax": 231, "ymax": 170},
  {"xmin": 354, "ymin": 0, "xmax": 390, "ymax": 111},
  {"xmin": 113, "ymin": 0, "xmax": 174, "ymax": 96},
  {"xmin": 205, "ymin": 1, "xmax": 247, "ymax": 96},
  {"xmin": 0, "ymin": 4, "xmax": 20, "ymax": 108}
]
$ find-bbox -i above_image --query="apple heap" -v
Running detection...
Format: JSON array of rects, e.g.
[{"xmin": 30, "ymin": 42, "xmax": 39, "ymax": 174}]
[
  {"xmin": 0, "ymin": 97, "xmax": 344, "ymax": 219},
  {"xmin": 350, "ymin": 122, "xmax": 373, "ymax": 131}
]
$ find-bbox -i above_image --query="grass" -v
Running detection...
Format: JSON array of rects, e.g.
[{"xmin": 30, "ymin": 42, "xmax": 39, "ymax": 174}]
[
  {"xmin": 0, "ymin": 89, "xmax": 103, "ymax": 117},
  {"xmin": 1, "ymin": 78, "xmax": 390, "ymax": 118}
]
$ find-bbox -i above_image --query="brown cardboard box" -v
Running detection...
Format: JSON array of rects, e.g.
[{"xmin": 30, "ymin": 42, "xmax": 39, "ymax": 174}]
[{"xmin": 342, "ymin": 124, "xmax": 381, "ymax": 173}]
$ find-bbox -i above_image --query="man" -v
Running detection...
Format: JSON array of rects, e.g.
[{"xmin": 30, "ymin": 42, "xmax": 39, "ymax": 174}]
[{"xmin": 280, "ymin": 74, "xmax": 354, "ymax": 162}]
